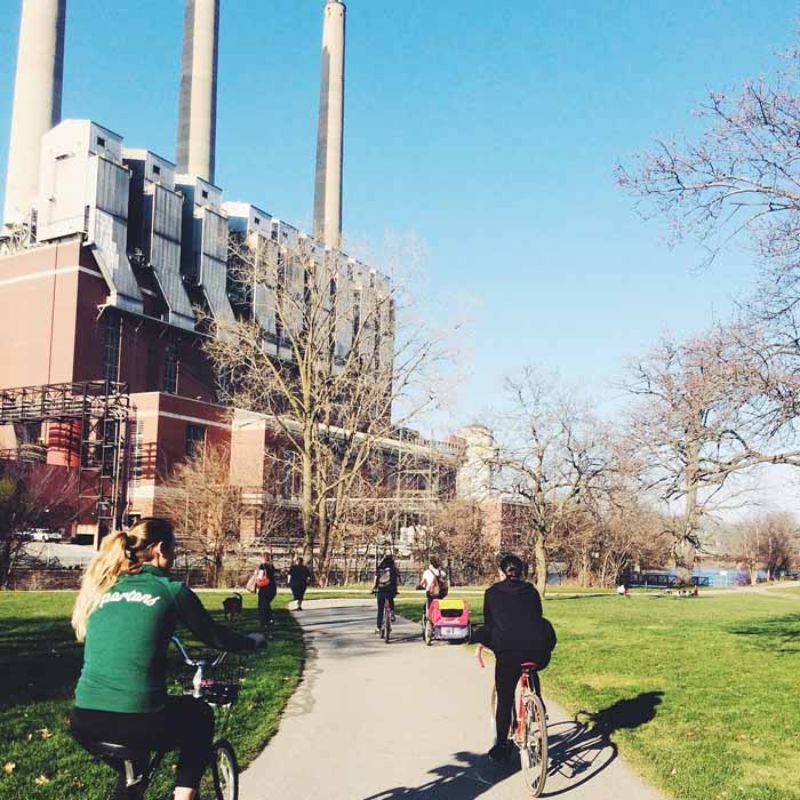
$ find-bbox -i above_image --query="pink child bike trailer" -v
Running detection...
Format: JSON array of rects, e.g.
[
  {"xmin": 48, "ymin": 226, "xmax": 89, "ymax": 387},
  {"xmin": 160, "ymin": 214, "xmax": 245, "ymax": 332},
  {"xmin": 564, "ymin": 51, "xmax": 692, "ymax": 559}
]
[{"xmin": 427, "ymin": 598, "xmax": 471, "ymax": 641}]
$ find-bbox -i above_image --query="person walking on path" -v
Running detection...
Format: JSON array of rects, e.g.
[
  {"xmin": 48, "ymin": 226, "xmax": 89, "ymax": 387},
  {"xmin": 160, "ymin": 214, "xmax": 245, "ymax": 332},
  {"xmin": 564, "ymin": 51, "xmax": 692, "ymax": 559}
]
[
  {"xmin": 69, "ymin": 518, "xmax": 264, "ymax": 800},
  {"xmin": 472, "ymin": 554, "xmax": 557, "ymax": 763},
  {"xmin": 256, "ymin": 552, "xmax": 277, "ymax": 627},
  {"xmin": 372, "ymin": 554, "xmax": 400, "ymax": 632},
  {"xmin": 288, "ymin": 556, "xmax": 312, "ymax": 611}
]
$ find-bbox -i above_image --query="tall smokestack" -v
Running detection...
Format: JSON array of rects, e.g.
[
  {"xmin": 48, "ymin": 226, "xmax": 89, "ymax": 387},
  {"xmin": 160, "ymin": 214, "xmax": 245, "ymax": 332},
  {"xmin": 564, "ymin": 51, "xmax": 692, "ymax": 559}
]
[
  {"xmin": 3, "ymin": 0, "xmax": 66, "ymax": 227},
  {"xmin": 176, "ymin": 0, "xmax": 219, "ymax": 183},
  {"xmin": 313, "ymin": 0, "xmax": 346, "ymax": 251}
]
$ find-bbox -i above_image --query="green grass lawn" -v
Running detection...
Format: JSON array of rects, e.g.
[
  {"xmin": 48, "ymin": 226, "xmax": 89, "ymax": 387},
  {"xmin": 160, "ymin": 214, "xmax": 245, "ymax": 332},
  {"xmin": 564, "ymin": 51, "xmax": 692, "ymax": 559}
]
[
  {"xmin": 397, "ymin": 591, "xmax": 800, "ymax": 800},
  {"xmin": 0, "ymin": 592, "xmax": 303, "ymax": 800}
]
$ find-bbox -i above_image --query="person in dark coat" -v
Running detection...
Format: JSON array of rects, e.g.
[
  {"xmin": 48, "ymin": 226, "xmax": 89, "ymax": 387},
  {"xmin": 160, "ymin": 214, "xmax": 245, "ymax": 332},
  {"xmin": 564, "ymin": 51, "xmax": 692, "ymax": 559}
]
[
  {"xmin": 372, "ymin": 554, "xmax": 400, "ymax": 631},
  {"xmin": 472, "ymin": 554, "xmax": 557, "ymax": 763},
  {"xmin": 257, "ymin": 552, "xmax": 277, "ymax": 627},
  {"xmin": 288, "ymin": 556, "xmax": 312, "ymax": 611}
]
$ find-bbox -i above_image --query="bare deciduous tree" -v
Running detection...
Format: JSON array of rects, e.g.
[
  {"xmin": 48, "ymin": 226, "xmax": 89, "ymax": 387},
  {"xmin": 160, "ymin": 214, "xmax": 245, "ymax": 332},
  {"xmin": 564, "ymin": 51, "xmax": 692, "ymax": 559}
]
[
  {"xmin": 623, "ymin": 329, "xmax": 800, "ymax": 584},
  {"xmin": 430, "ymin": 499, "xmax": 496, "ymax": 585},
  {"xmin": 203, "ymin": 233, "xmax": 448, "ymax": 578},
  {"xmin": 493, "ymin": 368, "xmax": 611, "ymax": 595},
  {"xmin": 0, "ymin": 460, "xmax": 79, "ymax": 587},
  {"xmin": 729, "ymin": 511, "xmax": 799, "ymax": 583},
  {"xmin": 616, "ymin": 50, "xmax": 800, "ymax": 289},
  {"xmin": 161, "ymin": 442, "xmax": 242, "ymax": 587}
]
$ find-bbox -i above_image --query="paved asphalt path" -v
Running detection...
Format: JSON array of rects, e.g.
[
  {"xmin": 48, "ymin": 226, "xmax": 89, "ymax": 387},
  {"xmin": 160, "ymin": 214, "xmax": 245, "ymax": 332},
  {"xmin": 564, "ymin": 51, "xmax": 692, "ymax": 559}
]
[{"xmin": 240, "ymin": 599, "xmax": 666, "ymax": 800}]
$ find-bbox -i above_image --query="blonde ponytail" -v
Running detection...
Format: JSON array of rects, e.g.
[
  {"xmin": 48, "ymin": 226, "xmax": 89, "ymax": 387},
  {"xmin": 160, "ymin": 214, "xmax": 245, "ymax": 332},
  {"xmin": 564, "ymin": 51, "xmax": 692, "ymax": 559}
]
[{"xmin": 71, "ymin": 518, "xmax": 175, "ymax": 642}]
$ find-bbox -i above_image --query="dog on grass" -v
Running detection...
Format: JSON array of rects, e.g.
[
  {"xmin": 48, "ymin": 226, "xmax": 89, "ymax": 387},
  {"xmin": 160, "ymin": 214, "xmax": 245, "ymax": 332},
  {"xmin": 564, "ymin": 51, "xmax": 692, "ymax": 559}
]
[{"xmin": 222, "ymin": 592, "xmax": 243, "ymax": 622}]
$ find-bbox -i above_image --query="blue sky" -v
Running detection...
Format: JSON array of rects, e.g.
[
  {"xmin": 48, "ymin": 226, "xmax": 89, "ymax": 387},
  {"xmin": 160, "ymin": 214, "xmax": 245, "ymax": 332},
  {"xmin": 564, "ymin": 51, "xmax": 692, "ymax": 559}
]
[{"xmin": 0, "ymin": 0, "xmax": 797, "ymax": 434}]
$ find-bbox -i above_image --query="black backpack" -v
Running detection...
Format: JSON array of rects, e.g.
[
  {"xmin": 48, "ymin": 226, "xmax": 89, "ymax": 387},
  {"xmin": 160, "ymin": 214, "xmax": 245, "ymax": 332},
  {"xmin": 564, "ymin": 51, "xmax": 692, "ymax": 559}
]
[
  {"xmin": 377, "ymin": 567, "xmax": 394, "ymax": 591},
  {"xmin": 431, "ymin": 572, "xmax": 449, "ymax": 599}
]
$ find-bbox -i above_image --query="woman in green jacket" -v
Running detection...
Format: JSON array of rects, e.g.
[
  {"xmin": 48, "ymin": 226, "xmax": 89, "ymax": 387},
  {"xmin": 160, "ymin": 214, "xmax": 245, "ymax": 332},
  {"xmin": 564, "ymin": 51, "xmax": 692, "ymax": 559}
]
[{"xmin": 70, "ymin": 518, "xmax": 263, "ymax": 800}]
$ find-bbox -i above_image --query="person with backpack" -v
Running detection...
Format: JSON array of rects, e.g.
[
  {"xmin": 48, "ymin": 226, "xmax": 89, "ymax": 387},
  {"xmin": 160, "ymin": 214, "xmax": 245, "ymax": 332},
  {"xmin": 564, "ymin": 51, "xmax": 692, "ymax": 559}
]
[
  {"xmin": 255, "ymin": 552, "xmax": 277, "ymax": 627},
  {"xmin": 420, "ymin": 556, "xmax": 448, "ymax": 607},
  {"xmin": 372, "ymin": 554, "xmax": 400, "ymax": 632},
  {"xmin": 472, "ymin": 554, "xmax": 557, "ymax": 763}
]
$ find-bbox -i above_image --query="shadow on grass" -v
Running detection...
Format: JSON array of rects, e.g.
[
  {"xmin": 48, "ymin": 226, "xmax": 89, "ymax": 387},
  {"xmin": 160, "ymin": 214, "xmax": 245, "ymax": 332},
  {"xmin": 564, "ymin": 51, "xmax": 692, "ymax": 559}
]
[
  {"xmin": 579, "ymin": 690, "xmax": 664, "ymax": 737},
  {"xmin": 729, "ymin": 614, "xmax": 800, "ymax": 654},
  {"xmin": 0, "ymin": 605, "xmax": 283, "ymax": 710},
  {"xmin": 0, "ymin": 615, "xmax": 83, "ymax": 709}
]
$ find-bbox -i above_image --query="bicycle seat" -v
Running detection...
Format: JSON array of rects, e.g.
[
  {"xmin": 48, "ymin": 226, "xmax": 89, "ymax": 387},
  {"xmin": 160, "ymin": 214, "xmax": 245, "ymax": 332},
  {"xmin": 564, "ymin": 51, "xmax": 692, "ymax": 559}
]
[
  {"xmin": 521, "ymin": 661, "xmax": 539, "ymax": 670},
  {"xmin": 71, "ymin": 730, "xmax": 146, "ymax": 763}
]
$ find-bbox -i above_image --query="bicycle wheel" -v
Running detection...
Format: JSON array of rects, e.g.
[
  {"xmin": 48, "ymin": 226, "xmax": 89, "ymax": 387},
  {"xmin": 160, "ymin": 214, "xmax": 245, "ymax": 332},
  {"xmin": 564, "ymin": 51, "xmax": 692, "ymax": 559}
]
[
  {"xmin": 384, "ymin": 614, "xmax": 391, "ymax": 643},
  {"xmin": 519, "ymin": 692, "xmax": 548, "ymax": 797},
  {"xmin": 198, "ymin": 739, "xmax": 239, "ymax": 800}
]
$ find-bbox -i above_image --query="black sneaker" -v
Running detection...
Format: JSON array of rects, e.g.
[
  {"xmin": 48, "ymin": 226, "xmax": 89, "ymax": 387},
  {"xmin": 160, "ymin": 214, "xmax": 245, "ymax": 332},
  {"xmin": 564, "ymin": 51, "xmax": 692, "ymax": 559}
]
[{"xmin": 488, "ymin": 743, "xmax": 511, "ymax": 763}]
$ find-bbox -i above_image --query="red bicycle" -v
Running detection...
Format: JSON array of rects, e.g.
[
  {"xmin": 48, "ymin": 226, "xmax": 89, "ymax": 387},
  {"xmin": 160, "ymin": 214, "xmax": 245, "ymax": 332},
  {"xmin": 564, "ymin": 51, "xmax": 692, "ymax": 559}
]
[{"xmin": 478, "ymin": 646, "xmax": 549, "ymax": 796}]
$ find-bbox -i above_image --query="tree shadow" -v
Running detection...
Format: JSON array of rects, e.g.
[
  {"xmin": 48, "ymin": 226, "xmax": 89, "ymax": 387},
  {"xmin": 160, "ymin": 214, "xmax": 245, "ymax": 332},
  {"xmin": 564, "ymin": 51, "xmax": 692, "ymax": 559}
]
[{"xmin": 729, "ymin": 615, "xmax": 800, "ymax": 654}]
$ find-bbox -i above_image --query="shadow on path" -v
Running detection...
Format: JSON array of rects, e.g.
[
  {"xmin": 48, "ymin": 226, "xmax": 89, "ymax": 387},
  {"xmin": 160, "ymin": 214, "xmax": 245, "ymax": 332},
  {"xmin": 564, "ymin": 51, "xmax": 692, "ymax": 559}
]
[{"xmin": 361, "ymin": 751, "xmax": 510, "ymax": 800}]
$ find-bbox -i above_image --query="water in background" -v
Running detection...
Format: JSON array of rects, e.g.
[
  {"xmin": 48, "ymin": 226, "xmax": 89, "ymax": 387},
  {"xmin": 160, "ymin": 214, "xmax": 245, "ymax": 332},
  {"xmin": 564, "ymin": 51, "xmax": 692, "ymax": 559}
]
[{"xmin": 547, "ymin": 567, "xmax": 768, "ymax": 587}]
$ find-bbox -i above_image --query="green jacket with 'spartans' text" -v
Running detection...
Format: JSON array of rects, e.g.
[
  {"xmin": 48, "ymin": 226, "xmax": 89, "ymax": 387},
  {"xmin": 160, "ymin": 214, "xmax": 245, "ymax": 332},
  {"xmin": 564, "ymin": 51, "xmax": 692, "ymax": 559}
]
[{"xmin": 75, "ymin": 565, "xmax": 255, "ymax": 714}]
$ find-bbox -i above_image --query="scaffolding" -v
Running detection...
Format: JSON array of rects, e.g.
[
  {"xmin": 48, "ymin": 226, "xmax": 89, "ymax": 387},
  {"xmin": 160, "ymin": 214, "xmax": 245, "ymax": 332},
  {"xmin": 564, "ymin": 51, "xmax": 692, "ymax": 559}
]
[{"xmin": 0, "ymin": 381, "xmax": 132, "ymax": 541}]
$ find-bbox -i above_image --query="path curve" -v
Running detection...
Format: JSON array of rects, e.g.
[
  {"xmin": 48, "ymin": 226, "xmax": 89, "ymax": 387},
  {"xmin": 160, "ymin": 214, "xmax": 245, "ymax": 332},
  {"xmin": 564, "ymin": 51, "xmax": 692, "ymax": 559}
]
[{"xmin": 240, "ymin": 599, "xmax": 666, "ymax": 800}]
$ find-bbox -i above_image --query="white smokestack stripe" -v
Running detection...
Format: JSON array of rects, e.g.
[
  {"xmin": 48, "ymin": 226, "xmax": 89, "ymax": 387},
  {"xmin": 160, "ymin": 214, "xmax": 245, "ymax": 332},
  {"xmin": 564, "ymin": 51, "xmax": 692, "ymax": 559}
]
[
  {"xmin": 313, "ymin": 0, "xmax": 346, "ymax": 251},
  {"xmin": 3, "ymin": 0, "xmax": 66, "ymax": 227},
  {"xmin": 176, "ymin": 0, "xmax": 219, "ymax": 183}
]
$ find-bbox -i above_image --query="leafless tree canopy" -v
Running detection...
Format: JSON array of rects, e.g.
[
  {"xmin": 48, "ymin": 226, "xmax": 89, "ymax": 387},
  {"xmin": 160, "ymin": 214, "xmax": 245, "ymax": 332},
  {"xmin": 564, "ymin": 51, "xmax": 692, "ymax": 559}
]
[
  {"xmin": 202, "ymin": 233, "xmax": 448, "ymax": 577},
  {"xmin": 491, "ymin": 368, "xmax": 612, "ymax": 595},
  {"xmin": 160, "ymin": 441, "xmax": 242, "ymax": 587},
  {"xmin": 617, "ymin": 50, "xmax": 800, "ymax": 289},
  {"xmin": 0, "ymin": 461, "xmax": 79, "ymax": 587}
]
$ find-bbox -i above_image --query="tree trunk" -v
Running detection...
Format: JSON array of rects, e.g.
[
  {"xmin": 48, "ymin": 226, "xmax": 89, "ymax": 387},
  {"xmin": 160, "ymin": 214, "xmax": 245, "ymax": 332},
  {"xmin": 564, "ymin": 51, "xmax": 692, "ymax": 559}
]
[
  {"xmin": 672, "ymin": 536, "xmax": 696, "ymax": 587},
  {"xmin": 533, "ymin": 532, "xmax": 548, "ymax": 597},
  {"xmin": 675, "ymin": 434, "xmax": 701, "ymax": 587},
  {"xmin": 0, "ymin": 539, "xmax": 12, "ymax": 588},
  {"xmin": 301, "ymin": 425, "xmax": 315, "ymax": 570}
]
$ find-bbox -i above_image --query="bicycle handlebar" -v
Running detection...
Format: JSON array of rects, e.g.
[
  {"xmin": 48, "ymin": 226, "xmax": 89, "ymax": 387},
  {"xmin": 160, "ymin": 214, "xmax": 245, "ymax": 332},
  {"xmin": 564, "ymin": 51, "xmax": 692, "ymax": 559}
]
[{"xmin": 170, "ymin": 635, "xmax": 228, "ymax": 669}]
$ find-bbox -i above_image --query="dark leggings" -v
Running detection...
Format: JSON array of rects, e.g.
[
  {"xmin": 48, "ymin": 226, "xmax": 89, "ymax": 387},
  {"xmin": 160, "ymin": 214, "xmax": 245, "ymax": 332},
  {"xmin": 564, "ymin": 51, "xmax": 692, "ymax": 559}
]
[
  {"xmin": 376, "ymin": 592, "xmax": 395, "ymax": 627},
  {"xmin": 258, "ymin": 587, "xmax": 276, "ymax": 626},
  {"xmin": 71, "ymin": 696, "xmax": 214, "ymax": 792},
  {"xmin": 495, "ymin": 655, "xmax": 541, "ymax": 743}
]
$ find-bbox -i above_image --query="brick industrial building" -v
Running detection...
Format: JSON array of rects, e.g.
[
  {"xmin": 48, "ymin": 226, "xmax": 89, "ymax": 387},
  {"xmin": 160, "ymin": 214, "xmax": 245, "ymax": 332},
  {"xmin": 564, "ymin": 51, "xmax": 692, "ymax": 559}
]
[{"xmin": 0, "ymin": 1, "xmax": 524, "ymax": 563}]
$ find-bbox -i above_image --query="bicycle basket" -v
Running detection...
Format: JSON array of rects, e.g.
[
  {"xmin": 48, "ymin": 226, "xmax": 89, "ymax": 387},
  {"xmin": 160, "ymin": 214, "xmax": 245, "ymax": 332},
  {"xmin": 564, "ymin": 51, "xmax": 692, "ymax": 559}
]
[{"xmin": 179, "ymin": 652, "xmax": 245, "ymax": 706}]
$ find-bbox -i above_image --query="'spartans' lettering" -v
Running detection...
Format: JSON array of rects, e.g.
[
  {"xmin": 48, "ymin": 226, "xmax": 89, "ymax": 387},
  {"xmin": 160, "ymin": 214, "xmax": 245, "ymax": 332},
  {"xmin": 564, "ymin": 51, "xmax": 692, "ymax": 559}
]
[{"xmin": 98, "ymin": 590, "xmax": 161, "ymax": 609}]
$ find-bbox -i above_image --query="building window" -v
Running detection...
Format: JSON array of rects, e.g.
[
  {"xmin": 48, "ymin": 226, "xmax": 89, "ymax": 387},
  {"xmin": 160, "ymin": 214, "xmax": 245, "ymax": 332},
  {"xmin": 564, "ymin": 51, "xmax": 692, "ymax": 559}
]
[
  {"xmin": 163, "ymin": 344, "xmax": 178, "ymax": 395},
  {"xmin": 152, "ymin": 164, "xmax": 161, "ymax": 176},
  {"xmin": 97, "ymin": 136, "xmax": 106, "ymax": 147},
  {"xmin": 103, "ymin": 315, "xmax": 120, "ymax": 383},
  {"xmin": 254, "ymin": 216, "xmax": 261, "ymax": 225},
  {"xmin": 201, "ymin": 190, "xmax": 209, "ymax": 199},
  {"xmin": 132, "ymin": 419, "xmax": 144, "ymax": 486},
  {"xmin": 185, "ymin": 424, "xmax": 206, "ymax": 457}
]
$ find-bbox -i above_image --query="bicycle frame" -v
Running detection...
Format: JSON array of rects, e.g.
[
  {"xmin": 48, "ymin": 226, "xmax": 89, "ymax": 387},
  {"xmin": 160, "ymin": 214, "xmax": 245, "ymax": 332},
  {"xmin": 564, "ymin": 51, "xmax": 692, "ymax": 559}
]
[{"xmin": 514, "ymin": 664, "xmax": 542, "ymax": 742}]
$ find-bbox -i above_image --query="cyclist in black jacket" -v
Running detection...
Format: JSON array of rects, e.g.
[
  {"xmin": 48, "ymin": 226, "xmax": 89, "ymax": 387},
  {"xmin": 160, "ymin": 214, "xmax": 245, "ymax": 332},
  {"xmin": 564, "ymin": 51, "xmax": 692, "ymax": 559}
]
[
  {"xmin": 372, "ymin": 554, "xmax": 400, "ymax": 632},
  {"xmin": 473, "ymin": 554, "xmax": 556, "ymax": 762}
]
